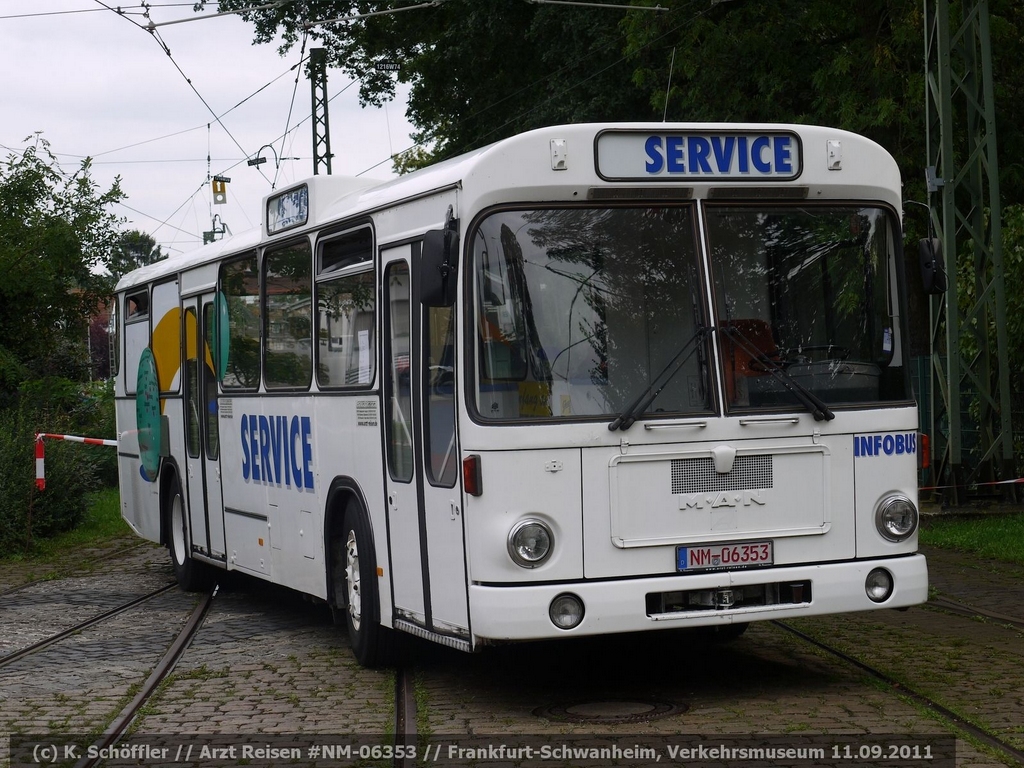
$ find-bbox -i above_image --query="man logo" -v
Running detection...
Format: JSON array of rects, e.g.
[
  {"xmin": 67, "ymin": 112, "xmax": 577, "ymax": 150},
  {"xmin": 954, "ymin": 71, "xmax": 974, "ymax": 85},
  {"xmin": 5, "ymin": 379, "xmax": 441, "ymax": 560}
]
[{"xmin": 678, "ymin": 491, "xmax": 767, "ymax": 510}]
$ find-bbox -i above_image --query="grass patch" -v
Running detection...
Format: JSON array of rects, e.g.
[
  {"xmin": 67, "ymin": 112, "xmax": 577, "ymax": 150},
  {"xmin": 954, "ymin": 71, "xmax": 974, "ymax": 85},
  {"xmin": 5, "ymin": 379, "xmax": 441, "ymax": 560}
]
[
  {"xmin": 1, "ymin": 486, "xmax": 130, "ymax": 564},
  {"xmin": 920, "ymin": 511, "xmax": 1024, "ymax": 566}
]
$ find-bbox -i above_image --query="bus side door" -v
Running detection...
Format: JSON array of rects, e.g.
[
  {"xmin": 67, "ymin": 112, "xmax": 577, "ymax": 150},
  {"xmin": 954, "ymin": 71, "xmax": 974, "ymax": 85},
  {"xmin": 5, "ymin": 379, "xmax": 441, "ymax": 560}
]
[
  {"xmin": 382, "ymin": 243, "xmax": 469, "ymax": 638},
  {"xmin": 183, "ymin": 294, "xmax": 226, "ymax": 559}
]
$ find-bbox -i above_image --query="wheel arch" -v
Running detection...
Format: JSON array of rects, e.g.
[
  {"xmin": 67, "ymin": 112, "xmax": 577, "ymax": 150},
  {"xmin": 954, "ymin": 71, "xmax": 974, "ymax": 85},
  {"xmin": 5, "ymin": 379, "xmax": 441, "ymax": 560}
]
[
  {"xmin": 158, "ymin": 458, "xmax": 183, "ymax": 548},
  {"xmin": 323, "ymin": 476, "xmax": 380, "ymax": 622}
]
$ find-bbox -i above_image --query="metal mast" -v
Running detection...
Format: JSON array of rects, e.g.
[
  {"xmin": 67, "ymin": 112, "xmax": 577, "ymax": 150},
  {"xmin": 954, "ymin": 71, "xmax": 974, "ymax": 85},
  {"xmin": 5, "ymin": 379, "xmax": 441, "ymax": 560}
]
[
  {"xmin": 924, "ymin": 0, "xmax": 1013, "ymax": 503},
  {"xmin": 310, "ymin": 47, "xmax": 333, "ymax": 175}
]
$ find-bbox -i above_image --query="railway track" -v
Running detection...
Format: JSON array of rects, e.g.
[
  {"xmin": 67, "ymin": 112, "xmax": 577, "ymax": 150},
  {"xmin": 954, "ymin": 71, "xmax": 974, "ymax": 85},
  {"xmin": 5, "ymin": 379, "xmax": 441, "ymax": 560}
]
[
  {"xmin": 0, "ymin": 582, "xmax": 176, "ymax": 669},
  {"xmin": 774, "ymin": 587, "xmax": 1024, "ymax": 768},
  {"xmin": 71, "ymin": 586, "xmax": 217, "ymax": 768}
]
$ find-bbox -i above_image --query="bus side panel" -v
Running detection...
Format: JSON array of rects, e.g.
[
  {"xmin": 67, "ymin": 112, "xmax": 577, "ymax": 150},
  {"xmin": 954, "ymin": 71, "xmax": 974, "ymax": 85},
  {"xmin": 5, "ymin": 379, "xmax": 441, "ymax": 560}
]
[
  {"xmin": 115, "ymin": 396, "xmax": 161, "ymax": 543},
  {"xmin": 218, "ymin": 396, "xmax": 276, "ymax": 580},
  {"xmin": 312, "ymin": 394, "xmax": 391, "ymax": 618}
]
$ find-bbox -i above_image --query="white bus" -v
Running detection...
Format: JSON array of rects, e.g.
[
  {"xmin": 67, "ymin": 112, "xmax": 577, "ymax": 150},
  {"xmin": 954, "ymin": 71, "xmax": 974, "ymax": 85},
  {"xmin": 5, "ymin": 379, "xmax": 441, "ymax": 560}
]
[{"xmin": 113, "ymin": 123, "xmax": 927, "ymax": 666}]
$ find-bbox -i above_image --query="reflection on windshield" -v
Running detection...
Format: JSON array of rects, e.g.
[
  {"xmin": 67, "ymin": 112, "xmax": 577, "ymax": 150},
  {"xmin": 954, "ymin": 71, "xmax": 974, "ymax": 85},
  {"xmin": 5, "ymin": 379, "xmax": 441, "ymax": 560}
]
[
  {"xmin": 708, "ymin": 205, "xmax": 909, "ymax": 409},
  {"xmin": 471, "ymin": 207, "xmax": 711, "ymax": 421}
]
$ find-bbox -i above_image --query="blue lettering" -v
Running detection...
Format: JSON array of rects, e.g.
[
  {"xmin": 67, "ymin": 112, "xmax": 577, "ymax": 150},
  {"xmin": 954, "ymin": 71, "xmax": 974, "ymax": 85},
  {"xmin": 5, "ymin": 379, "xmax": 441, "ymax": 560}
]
[
  {"xmin": 268, "ymin": 416, "xmax": 284, "ymax": 486},
  {"xmin": 241, "ymin": 415, "xmax": 251, "ymax": 480},
  {"xmin": 666, "ymin": 136, "xmax": 685, "ymax": 173},
  {"xmin": 238, "ymin": 412, "xmax": 314, "ymax": 491},
  {"xmin": 752, "ymin": 136, "xmax": 771, "ymax": 173},
  {"xmin": 688, "ymin": 136, "xmax": 712, "ymax": 173},
  {"xmin": 711, "ymin": 136, "xmax": 735, "ymax": 173},
  {"xmin": 280, "ymin": 416, "xmax": 291, "ymax": 488},
  {"xmin": 290, "ymin": 416, "xmax": 303, "ymax": 488},
  {"xmin": 302, "ymin": 416, "xmax": 314, "ymax": 490},
  {"xmin": 856, "ymin": 432, "xmax": 919, "ymax": 458},
  {"xmin": 774, "ymin": 136, "xmax": 793, "ymax": 174},
  {"xmin": 258, "ymin": 416, "xmax": 272, "ymax": 483},
  {"xmin": 249, "ymin": 415, "xmax": 260, "ymax": 481},
  {"xmin": 645, "ymin": 136, "xmax": 664, "ymax": 173},
  {"xmin": 737, "ymin": 136, "xmax": 749, "ymax": 173}
]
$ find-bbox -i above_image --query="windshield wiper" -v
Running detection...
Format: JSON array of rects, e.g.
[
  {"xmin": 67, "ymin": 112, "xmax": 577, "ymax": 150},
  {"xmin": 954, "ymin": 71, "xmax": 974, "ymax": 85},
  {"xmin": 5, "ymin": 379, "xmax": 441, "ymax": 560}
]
[
  {"xmin": 609, "ymin": 325, "xmax": 712, "ymax": 432},
  {"xmin": 720, "ymin": 324, "xmax": 835, "ymax": 421}
]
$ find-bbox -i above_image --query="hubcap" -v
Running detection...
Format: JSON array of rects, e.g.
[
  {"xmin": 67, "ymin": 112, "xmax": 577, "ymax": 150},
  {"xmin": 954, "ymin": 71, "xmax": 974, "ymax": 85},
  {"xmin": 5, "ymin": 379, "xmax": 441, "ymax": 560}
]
[{"xmin": 345, "ymin": 529, "xmax": 361, "ymax": 630}]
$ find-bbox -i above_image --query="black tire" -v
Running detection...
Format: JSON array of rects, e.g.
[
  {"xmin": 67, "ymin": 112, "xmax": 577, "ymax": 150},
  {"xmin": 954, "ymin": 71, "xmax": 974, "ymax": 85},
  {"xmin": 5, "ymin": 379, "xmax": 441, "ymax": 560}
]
[
  {"xmin": 167, "ymin": 479, "xmax": 211, "ymax": 592},
  {"xmin": 338, "ymin": 502, "xmax": 394, "ymax": 667}
]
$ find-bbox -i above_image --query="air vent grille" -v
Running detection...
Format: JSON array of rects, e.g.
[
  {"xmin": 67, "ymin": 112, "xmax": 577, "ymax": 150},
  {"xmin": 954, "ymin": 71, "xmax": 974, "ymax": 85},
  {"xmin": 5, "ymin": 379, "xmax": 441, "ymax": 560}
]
[{"xmin": 670, "ymin": 455, "xmax": 773, "ymax": 494}]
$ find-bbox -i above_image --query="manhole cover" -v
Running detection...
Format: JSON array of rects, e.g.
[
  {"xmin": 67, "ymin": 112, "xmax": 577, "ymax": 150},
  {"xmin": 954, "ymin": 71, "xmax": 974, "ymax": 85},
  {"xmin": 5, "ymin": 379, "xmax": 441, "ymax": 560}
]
[{"xmin": 534, "ymin": 698, "xmax": 686, "ymax": 724}]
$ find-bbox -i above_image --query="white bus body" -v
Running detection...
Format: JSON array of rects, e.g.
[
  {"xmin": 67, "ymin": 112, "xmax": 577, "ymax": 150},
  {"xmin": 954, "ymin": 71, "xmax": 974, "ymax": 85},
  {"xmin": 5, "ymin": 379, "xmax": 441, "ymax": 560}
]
[{"xmin": 113, "ymin": 123, "xmax": 927, "ymax": 666}]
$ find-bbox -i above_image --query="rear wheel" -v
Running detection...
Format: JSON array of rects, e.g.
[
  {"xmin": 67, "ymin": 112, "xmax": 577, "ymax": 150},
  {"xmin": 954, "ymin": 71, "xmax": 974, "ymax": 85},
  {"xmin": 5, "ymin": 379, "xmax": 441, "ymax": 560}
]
[
  {"xmin": 167, "ymin": 479, "xmax": 211, "ymax": 592},
  {"xmin": 337, "ymin": 502, "xmax": 394, "ymax": 667}
]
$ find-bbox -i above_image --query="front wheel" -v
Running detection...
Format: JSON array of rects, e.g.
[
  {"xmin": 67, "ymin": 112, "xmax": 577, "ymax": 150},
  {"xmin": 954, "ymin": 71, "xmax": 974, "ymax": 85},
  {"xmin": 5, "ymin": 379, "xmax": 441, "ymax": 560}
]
[
  {"xmin": 338, "ymin": 503, "xmax": 394, "ymax": 667},
  {"xmin": 167, "ymin": 480, "xmax": 211, "ymax": 592}
]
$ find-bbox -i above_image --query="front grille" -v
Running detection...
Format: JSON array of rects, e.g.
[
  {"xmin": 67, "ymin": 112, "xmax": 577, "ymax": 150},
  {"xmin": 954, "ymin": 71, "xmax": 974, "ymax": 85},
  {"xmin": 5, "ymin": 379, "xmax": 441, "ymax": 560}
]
[
  {"xmin": 670, "ymin": 455, "xmax": 773, "ymax": 494},
  {"xmin": 646, "ymin": 580, "xmax": 810, "ymax": 616}
]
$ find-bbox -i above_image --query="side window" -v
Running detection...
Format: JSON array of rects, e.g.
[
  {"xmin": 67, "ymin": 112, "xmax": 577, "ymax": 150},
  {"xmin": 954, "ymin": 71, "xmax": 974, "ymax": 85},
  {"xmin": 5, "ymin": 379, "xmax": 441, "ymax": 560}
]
[
  {"xmin": 152, "ymin": 281, "xmax": 180, "ymax": 395},
  {"xmin": 203, "ymin": 302, "xmax": 220, "ymax": 460},
  {"xmin": 219, "ymin": 253, "xmax": 260, "ymax": 390},
  {"xmin": 424, "ymin": 303, "xmax": 458, "ymax": 487},
  {"xmin": 185, "ymin": 307, "xmax": 201, "ymax": 459},
  {"xmin": 123, "ymin": 289, "xmax": 150, "ymax": 395},
  {"xmin": 385, "ymin": 262, "xmax": 413, "ymax": 482},
  {"xmin": 316, "ymin": 227, "xmax": 375, "ymax": 388},
  {"xmin": 265, "ymin": 240, "xmax": 313, "ymax": 389}
]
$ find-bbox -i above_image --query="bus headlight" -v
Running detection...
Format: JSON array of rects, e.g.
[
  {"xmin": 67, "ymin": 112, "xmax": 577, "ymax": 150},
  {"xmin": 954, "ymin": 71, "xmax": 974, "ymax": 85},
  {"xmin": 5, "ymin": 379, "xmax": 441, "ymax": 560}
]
[
  {"xmin": 874, "ymin": 495, "xmax": 918, "ymax": 542},
  {"xmin": 507, "ymin": 519, "xmax": 553, "ymax": 568}
]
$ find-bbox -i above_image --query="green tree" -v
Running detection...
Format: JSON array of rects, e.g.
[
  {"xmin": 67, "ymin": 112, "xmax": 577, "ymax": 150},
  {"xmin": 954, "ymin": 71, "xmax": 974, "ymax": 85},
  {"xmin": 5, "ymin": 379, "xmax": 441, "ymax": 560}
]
[
  {"xmin": 0, "ymin": 136, "xmax": 124, "ymax": 400},
  {"xmin": 205, "ymin": 0, "xmax": 1024, "ymax": 207},
  {"xmin": 105, "ymin": 229, "xmax": 166, "ymax": 282}
]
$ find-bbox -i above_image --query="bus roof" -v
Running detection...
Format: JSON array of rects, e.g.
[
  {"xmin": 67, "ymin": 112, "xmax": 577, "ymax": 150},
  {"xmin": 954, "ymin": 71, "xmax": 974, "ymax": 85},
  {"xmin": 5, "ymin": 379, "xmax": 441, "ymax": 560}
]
[{"xmin": 116, "ymin": 122, "xmax": 901, "ymax": 293}]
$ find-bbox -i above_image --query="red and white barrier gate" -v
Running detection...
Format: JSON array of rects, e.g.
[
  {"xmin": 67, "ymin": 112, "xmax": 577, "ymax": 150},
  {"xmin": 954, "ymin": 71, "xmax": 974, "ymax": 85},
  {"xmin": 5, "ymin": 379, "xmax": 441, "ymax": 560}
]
[{"xmin": 34, "ymin": 433, "xmax": 118, "ymax": 491}]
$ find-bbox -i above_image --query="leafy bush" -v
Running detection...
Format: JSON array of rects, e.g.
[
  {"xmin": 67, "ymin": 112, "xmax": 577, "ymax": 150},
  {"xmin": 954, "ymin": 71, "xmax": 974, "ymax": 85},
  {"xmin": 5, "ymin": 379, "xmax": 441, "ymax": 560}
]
[{"xmin": 0, "ymin": 402, "xmax": 100, "ymax": 554}]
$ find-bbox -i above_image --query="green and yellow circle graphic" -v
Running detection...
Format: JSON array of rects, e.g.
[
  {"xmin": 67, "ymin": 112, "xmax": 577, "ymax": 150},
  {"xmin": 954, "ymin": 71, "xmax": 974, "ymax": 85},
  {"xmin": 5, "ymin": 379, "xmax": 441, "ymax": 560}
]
[{"xmin": 136, "ymin": 347, "xmax": 162, "ymax": 482}]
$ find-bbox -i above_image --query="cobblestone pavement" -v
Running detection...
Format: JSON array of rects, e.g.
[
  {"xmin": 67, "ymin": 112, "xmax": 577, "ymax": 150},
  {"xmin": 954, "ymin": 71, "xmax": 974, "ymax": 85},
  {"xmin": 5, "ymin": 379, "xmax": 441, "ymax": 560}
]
[{"xmin": 2, "ymin": 536, "xmax": 1023, "ymax": 767}]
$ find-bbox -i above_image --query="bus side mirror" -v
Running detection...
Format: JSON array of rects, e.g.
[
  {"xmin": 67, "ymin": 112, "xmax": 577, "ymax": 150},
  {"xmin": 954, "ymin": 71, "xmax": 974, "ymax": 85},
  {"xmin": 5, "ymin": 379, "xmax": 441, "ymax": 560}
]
[
  {"xmin": 419, "ymin": 211, "xmax": 460, "ymax": 307},
  {"xmin": 919, "ymin": 237, "xmax": 947, "ymax": 295}
]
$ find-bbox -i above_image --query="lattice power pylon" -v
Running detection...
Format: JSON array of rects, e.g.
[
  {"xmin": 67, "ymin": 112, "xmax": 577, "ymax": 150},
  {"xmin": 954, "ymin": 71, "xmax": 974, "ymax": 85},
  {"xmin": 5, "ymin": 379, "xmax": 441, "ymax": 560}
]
[
  {"xmin": 924, "ymin": 0, "xmax": 1014, "ymax": 503},
  {"xmin": 310, "ymin": 47, "xmax": 333, "ymax": 175}
]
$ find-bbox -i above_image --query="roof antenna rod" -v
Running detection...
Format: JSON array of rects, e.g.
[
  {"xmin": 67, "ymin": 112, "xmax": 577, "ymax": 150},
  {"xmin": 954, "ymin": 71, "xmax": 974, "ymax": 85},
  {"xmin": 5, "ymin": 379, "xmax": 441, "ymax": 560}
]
[{"xmin": 663, "ymin": 47, "xmax": 676, "ymax": 122}]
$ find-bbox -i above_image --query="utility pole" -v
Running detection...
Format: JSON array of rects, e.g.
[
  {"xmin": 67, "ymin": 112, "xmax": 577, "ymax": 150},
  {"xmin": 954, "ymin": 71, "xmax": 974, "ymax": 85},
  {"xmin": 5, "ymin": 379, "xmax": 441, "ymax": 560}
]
[
  {"xmin": 310, "ymin": 47, "xmax": 333, "ymax": 175},
  {"xmin": 924, "ymin": 0, "xmax": 1014, "ymax": 503}
]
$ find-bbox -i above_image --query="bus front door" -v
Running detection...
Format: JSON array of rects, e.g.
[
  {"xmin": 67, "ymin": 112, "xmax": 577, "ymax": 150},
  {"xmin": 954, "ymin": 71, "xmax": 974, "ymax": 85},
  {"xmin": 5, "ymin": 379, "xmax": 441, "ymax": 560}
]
[
  {"xmin": 382, "ymin": 245, "xmax": 469, "ymax": 641},
  {"xmin": 183, "ymin": 295, "xmax": 226, "ymax": 560}
]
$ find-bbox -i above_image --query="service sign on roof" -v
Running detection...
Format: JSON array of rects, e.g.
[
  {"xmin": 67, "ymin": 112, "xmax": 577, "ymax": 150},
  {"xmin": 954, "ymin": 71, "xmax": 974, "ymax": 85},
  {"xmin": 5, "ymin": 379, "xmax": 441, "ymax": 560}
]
[{"xmin": 595, "ymin": 130, "xmax": 802, "ymax": 182}]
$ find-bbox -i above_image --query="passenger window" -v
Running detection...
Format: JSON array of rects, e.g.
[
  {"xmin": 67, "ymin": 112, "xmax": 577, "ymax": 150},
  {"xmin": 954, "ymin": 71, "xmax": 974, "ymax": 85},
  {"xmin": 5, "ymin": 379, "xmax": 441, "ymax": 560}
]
[
  {"xmin": 265, "ymin": 240, "xmax": 313, "ymax": 389},
  {"xmin": 316, "ymin": 227, "xmax": 375, "ymax": 389},
  {"xmin": 385, "ymin": 263, "xmax": 413, "ymax": 482},
  {"xmin": 219, "ymin": 253, "xmax": 260, "ymax": 390}
]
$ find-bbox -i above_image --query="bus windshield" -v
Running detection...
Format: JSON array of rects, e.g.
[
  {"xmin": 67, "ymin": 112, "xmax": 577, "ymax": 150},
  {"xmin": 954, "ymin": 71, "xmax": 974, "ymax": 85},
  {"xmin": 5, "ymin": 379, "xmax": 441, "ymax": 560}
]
[
  {"xmin": 470, "ymin": 206, "xmax": 711, "ymax": 422},
  {"xmin": 707, "ymin": 204, "xmax": 909, "ymax": 411},
  {"xmin": 471, "ymin": 203, "xmax": 909, "ymax": 423}
]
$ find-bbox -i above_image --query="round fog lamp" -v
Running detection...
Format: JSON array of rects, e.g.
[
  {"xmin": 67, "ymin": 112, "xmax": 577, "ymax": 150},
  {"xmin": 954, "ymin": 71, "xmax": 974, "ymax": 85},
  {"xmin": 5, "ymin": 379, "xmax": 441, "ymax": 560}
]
[
  {"xmin": 875, "ymin": 495, "xmax": 919, "ymax": 542},
  {"xmin": 508, "ymin": 519, "xmax": 553, "ymax": 568},
  {"xmin": 865, "ymin": 568, "xmax": 894, "ymax": 603},
  {"xmin": 549, "ymin": 593, "xmax": 584, "ymax": 630}
]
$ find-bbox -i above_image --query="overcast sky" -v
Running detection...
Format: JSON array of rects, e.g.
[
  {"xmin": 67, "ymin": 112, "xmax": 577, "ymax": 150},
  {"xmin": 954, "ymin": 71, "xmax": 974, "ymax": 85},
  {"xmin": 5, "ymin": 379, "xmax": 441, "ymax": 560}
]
[{"xmin": 1, "ymin": 1, "xmax": 416, "ymax": 257}]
